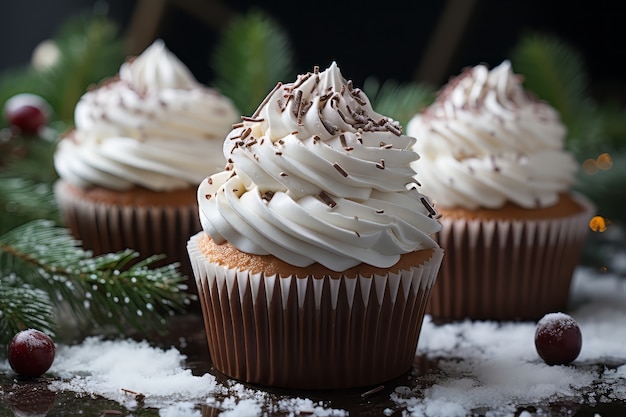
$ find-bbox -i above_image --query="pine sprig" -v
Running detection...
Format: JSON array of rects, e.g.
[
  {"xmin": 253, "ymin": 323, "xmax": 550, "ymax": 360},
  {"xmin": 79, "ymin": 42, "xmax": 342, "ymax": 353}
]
[
  {"xmin": 0, "ymin": 134, "xmax": 58, "ymax": 182},
  {"xmin": 0, "ymin": 13, "xmax": 124, "ymax": 128},
  {"xmin": 0, "ymin": 123, "xmax": 60, "ymax": 235},
  {"xmin": 0, "ymin": 177, "xmax": 59, "ymax": 235},
  {"xmin": 0, "ymin": 220, "xmax": 192, "ymax": 343},
  {"xmin": 0, "ymin": 279, "xmax": 55, "ymax": 345},
  {"xmin": 363, "ymin": 78, "xmax": 436, "ymax": 128},
  {"xmin": 510, "ymin": 33, "xmax": 588, "ymax": 125},
  {"xmin": 509, "ymin": 33, "xmax": 603, "ymax": 158},
  {"xmin": 37, "ymin": 13, "xmax": 125, "ymax": 124},
  {"xmin": 212, "ymin": 10, "xmax": 294, "ymax": 116}
]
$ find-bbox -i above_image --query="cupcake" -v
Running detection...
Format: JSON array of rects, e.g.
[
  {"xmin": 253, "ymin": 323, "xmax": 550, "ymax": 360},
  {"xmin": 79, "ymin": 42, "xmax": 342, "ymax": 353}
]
[
  {"xmin": 187, "ymin": 62, "xmax": 443, "ymax": 389},
  {"xmin": 53, "ymin": 39, "xmax": 239, "ymax": 277},
  {"xmin": 407, "ymin": 60, "xmax": 595, "ymax": 321}
]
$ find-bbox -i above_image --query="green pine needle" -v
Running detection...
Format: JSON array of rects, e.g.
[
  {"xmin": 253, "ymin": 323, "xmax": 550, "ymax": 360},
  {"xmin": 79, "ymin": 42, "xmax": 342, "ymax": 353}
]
[
  {"xmin": 0, "ymin": 12, "xmax": 124, "ymax": 128},
  {"xmin": 38, "ymin": 13, "xmax": 125, "ymax": 124},
  {"xmin": 0, "ymin": 177, "xmax": 59, "ymax": 235},
  {"xmin": 0, "ymin": 220, "xmax": 192, "ymax": 342},
  {"xmin": 0, "ymin": 279, "xmax": 55, "ymax": 346},
  {"xmin": 509, "ymin": 33, "xmax": 603, "ymax": 157},
  {"xmin": 363, "ymin": 78, "xmax": 436, "ymax": 128},
  {"xmin": 510, "ymin": 33, "xmax": 589, "ymax": 124},
  {"xmin": 0, "ymin": 132, "xmax": 60, "ymax": 234},
  {"xmin": 212, "ymin": 10, "xmax": 294, "ymax": 116}
]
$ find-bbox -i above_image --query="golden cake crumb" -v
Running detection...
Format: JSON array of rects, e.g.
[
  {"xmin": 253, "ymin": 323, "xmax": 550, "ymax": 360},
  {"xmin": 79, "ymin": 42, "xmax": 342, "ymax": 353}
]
[{"xmin": 197, "ymin": 233, "xmax": 436, "ymax": 279}]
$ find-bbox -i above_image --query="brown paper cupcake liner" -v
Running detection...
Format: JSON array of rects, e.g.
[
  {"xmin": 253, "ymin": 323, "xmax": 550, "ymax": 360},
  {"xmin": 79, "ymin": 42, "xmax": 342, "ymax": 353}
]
[
  {"xmin": 428, "ymin": 193, "xmax": 595, "ymax": 321},
  {"xmin": 55, "ymin": 181, "xmax": 200, "ymax": 278},
  {"xmin": 187, "ymin": 231, "xmax": 444, "ymax": 389}
]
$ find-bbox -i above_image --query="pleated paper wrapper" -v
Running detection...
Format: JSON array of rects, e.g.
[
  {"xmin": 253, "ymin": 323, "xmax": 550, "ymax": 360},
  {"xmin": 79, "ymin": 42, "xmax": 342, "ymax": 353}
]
[
  {"xmin": 55, "ymin": 181, "xmax": 200, "ymax": 278},
  {"xmin": 428, "ymin": 193, "xmax": 596, "ymax": 321},
  {"xmin": 187, "ymin": 231, "xmax": 444, "ymax": 390}
]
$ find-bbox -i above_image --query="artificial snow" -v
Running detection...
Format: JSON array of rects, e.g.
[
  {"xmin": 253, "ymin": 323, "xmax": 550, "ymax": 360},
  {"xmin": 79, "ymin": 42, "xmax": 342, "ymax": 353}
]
[{"xmin": 6, "ymin": 266, "xmax": 624, "ymax": 416}]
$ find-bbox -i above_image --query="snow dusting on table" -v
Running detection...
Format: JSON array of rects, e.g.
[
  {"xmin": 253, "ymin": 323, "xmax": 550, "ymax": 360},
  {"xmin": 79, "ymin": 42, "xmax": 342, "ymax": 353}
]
[{"xmin": 32, "ymin": 266, "xmax": 626, "ymax": 416}]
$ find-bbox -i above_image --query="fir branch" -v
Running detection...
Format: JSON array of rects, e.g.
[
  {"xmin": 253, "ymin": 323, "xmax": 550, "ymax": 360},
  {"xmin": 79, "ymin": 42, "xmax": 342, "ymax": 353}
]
[
  {"xmin": 0, "ymin": 13, "xmax": 124, "ymax": 128},
  {"xmin": 0, "ymin": 220, "xmax": 192, "ymax": 342},
  {"xmin": 0, "ymin": 278, "xmax": 55, "ymax": 347},
  {"xmin": 510, "ymin": 33, "xmax": 589, "ymax": 125},
  {"xmin": 0, "ymin": 130, "xmax": 60, "ymax": 234},
  {"xmin": 212, "ymin": 10, "xmax": 294, "ymax": 116},
  {"xmin": 509, "ymin": 33, "xmax": 600, "ymax": 157},
  {"xmin": 0, "ymin": 177, "xmax": 59, "ymax": 235},
  {"xmin": 38, "ymin": 13, "xmax": 125, "ymax": 124},
  {"xmin": 0, "ymin": 133, "xmax": 58, "ymax": 183},
  {"xmin": 363, "ymin": 78, "xmax": 436, "ymax": 128}
]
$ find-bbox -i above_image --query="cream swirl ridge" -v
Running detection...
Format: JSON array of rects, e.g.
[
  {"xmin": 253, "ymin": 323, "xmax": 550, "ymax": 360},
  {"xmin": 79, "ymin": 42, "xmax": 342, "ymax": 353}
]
[
  {"xmin": 198, "ymin": 62, "xmax": 441, "ymax": 272},
  {"xmin": 408, "ymin": 60, "xmax": 578, "ymax": 210},
  {"xmin": 54, "ymin": 39, "xmax": 239, "ymax": 191}
]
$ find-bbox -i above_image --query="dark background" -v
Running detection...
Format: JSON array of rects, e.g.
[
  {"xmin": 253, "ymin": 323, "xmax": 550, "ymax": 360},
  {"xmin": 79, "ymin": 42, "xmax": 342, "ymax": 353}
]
[{"xmin": 1, "ymin": 0, "xmax": 624, "ymax": 100}]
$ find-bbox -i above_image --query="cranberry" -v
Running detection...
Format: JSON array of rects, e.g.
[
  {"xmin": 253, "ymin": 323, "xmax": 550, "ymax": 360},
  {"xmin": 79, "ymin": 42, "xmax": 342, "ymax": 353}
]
[
  {"xmin": 3, "ymin": 93, "xmax": 50, "ymax": 136},
  {"xmin": 534, "ymin": 312, "xmax": 582, "ymax": 365},
  {"xmin": 7, "ymin": 329, "xmax": 56, "ymax": 378}
]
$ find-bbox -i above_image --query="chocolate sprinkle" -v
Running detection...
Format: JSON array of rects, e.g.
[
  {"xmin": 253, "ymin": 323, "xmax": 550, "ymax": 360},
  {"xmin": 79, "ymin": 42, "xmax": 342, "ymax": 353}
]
[
  {"xmin": 333, "ymin": 163, "xmax": 349, "ymax": 177},
  {"xmin": 262, "ymin": 191, "xmax": 275, "ymax": 201},
  {"xmin": 319, "ymin": 191, "xmax": 337, "ymax": 208},
  {"xmin": 420, "ymin": 196, "xmax": 437, "ymax": 217},
  {"xmin": 292, "ymin": 89, "xmax": 303, "ymax": 119},
  {"xmin": 491, "ymin": 155, "xmax": 500, "ymax": 172},
  {"xmin": 240, "ymin": 127, "xmax": 252, "ymax": 141},
  {"xmin": 252, "ymin": 82, "xmax": 282, "ymax": 118},
  {"xmin": 385, "ymin": 121, "xmax": 402, "ymax": 136},
  {"xmin": 241, "ymin": 116, "xmax": 264, "ymax": 122},
  {"xmin": 321, "ymin": 117, "xmax": 338, "ymax": 135}
]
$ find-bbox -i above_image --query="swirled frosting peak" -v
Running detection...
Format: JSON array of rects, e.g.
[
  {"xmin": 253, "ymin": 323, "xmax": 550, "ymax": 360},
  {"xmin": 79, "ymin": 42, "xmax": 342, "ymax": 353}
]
[
  {"xmin": 198, "ymin": 62, "xmax": 441, "ymax": 272},
  {"xmin": 119, "ymin": 39, "xmax": 198, "ymax": 92},
  {"xmin": 54, "ymin": 39, "xmax": 239, "ymax": 191},
  {"xmin": 408, "ymin": 60, "xmax": 578, "ymax": 210}
]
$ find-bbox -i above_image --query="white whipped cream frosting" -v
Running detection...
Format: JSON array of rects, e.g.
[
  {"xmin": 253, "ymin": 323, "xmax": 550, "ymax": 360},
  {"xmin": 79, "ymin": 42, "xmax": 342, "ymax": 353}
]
[
  {"xmin": 54, "ymin": 39, "xmax": 239, "ymax": 191},
  {"xmin": 408, "ymin": 60, "xmax": 578, "ymax": 210},
  {"xmin": 198, "ymin": 62, "xmax": 441, "ymax": 272}
]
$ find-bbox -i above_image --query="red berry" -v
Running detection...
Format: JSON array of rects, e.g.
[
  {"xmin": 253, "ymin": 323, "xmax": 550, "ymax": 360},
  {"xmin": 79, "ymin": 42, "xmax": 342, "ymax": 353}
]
[
  {"xmin": 534, "ymin": 312, "xmax": 582, "ymax": 365},
  {"xmin": 3, "ymin": 93, "xmax": 50, "ymax": 136},
  {"xmin": 7, "ymin": 329, "xmax": 56, "ymax": 378}
]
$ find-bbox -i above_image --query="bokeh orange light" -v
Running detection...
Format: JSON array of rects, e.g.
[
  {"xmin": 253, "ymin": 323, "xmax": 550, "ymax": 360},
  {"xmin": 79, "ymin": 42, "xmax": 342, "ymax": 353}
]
[
  {"xmin": 589, "ymin": 215, "xmax": 608, "ymax": 232},
  {"xmin": 596, "ymin": 153, "xmax": 613, "ymax": 170},
  {"xmin": 582, "ymin": 153, "xmax": 613, "ymax": 175}
]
